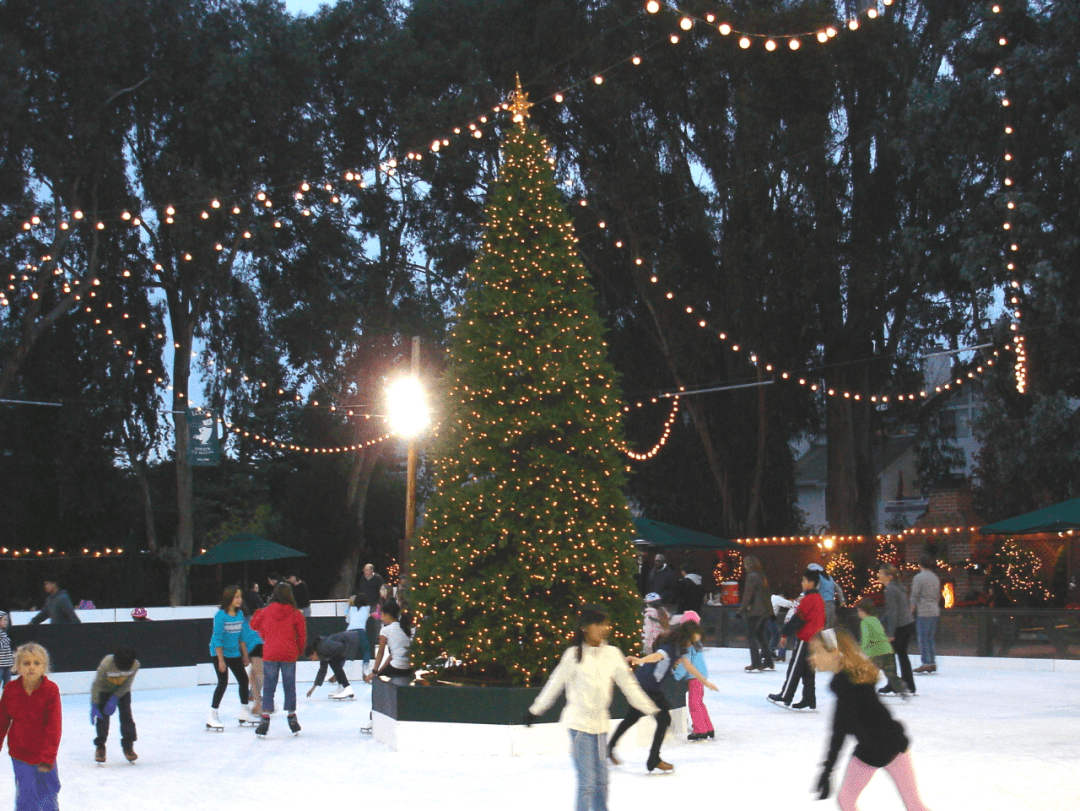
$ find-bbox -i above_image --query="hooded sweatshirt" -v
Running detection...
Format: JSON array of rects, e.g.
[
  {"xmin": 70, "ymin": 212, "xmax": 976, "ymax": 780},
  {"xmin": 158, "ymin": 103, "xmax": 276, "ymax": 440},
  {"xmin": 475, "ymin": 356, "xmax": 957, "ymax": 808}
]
[{"xmin": 250, "ymin": 602, "xmax": 306, "ymax": 662}]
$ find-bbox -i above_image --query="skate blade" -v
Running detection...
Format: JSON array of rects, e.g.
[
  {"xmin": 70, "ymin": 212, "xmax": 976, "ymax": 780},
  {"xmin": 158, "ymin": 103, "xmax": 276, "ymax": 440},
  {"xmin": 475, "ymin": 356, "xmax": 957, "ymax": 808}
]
[
  {"xmin": 205, "ymin": 725, "xmax": 225, "ymax": 732},
  {"xmin": 330, "ymin": 696, "xmax": 356, "ymax": 701},
  {"xmin": 360, "ymin": 726, "xmax": 372, "ymax": 734}
]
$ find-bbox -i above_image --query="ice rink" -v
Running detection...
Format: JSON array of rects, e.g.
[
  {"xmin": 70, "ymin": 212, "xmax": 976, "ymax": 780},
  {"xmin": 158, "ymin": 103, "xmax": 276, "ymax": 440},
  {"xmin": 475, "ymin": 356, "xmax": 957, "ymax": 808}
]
[{"xmin": 2, "ymin": 647, "xmax": 1076, "ymax": 809}]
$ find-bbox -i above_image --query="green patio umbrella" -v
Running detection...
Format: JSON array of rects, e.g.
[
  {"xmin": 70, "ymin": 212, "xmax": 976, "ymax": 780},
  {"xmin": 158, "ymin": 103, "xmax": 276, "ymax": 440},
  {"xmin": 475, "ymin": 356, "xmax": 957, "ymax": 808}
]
[
  {"xmin": 980, "ymin": 498, "xmax": 1080, "ymax": 535},
  {"xmin": 184, "ymin": 533, "xmax": 307, "ymax": 586},
  {"xmin": 632, "ymin": 517, "xmax": 741, "ymax": 551}
]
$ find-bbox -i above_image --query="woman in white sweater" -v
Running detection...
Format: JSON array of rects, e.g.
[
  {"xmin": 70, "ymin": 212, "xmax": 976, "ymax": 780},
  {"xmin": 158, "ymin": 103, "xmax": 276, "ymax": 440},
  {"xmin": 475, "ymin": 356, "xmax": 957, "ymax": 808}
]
[{"xmin": 525, "ymin": 607, "xmax": 659, "ymax": 811}]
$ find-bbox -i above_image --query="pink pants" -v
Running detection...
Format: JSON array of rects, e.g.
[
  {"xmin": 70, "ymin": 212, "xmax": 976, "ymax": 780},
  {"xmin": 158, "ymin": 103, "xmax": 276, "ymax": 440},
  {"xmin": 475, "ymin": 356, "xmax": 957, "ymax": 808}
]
[
  {"xmin": 838, "ymin": 751, "xmax": 931, "ymax": 811},
  {"xmin": 687, "ymin": 679, "xmax": 713, "ymax": 734}
]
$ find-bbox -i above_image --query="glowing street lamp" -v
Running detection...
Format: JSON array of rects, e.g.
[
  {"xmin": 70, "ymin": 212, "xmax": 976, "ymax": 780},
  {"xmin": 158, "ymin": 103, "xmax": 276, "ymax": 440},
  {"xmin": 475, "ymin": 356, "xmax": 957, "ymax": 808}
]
[{"xmin": 387, "ymin": 338, "xmax": 427, "ymax": 591}]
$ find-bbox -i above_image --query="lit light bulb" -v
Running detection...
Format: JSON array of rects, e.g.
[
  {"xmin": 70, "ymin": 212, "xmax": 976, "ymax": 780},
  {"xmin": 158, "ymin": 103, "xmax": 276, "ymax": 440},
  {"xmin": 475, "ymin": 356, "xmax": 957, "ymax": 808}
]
[{"xmin": 739, "ymin": 36, "xmax": 751, "ymax": 48}]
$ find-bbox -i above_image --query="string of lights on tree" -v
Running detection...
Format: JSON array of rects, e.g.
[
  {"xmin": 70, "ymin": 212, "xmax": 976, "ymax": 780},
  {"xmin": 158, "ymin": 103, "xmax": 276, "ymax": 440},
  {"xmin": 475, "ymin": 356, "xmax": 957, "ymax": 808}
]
[
  {"xmin": 992, "ymin": 3, "xmax": 1027, "ymax": 393},
  {"xmin": 647, "ymin": 0, "xmax": 895, "ymax": 50}
]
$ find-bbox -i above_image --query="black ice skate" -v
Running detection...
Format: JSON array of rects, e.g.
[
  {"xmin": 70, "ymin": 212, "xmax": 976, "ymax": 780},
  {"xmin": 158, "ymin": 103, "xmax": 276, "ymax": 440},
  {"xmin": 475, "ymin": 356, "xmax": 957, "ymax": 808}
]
[
  {"xmin": 255, "ymin": 715, "xmax": 270, "ymax": 738},
  {"xmin": 287, "ymin": 714, "xmax": 301, "ymax": 735}
]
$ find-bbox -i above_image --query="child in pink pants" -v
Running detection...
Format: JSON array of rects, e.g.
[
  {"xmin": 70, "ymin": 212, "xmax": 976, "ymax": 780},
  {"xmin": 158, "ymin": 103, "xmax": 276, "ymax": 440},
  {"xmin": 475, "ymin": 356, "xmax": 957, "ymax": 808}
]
[{"xmin": 671, "ymin": 613, "xmax": 717, "ymax": 740}]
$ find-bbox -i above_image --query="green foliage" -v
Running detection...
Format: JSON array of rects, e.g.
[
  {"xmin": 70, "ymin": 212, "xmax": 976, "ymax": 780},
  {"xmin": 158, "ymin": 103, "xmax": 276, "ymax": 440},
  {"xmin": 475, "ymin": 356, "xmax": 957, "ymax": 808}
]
[
  {"xmin": 410, "ymin": 120, "xmax": 640, "ymax": 684},
  {"xmin": 916, "ymin": 412, "xmax": 967, "ymax": 495},
  {"xmin": 973, "ymin": 392, "xmax": 1080, "ymax": 522},
  {"xmin": 981, "ymin": 539, "xmax": 1050, "ymax": 607}
]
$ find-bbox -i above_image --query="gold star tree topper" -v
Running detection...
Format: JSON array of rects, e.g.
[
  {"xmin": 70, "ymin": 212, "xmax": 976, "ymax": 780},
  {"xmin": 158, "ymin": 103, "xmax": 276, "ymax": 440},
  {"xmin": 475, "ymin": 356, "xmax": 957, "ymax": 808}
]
[{"xmin": 509, "ymin": 74, "xmax": 531, "ymax": 126}]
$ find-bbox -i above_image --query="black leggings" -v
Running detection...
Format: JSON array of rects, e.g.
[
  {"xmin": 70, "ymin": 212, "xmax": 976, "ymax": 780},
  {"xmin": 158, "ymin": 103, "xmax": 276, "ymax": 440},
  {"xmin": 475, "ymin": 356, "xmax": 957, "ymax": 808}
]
[
  {"xmin": 609, "ymin": 690, "xmax": 671, "ymax": 767},
  {"xmin": 212, "ymin": 656, "xmax": 249, "ymax": 708}
]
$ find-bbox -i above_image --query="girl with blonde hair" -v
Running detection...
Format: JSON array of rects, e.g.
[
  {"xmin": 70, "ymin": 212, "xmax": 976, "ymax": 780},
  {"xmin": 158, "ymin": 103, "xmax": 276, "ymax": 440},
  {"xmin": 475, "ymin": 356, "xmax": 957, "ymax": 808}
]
[
  {"xmin": 808, "ymin": 629, "xmax": 932, "ymax": 810},
  {"xmin": 0, "ymin": 643, "xmax": 63, "ymax": 810}
]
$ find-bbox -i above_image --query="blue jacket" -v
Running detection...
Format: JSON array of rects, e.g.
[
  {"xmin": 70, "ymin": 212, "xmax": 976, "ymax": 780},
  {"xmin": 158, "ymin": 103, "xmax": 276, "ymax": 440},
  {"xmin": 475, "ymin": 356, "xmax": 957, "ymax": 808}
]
[
  {"xmin": 673, "ymin": 645, "xmax": 707, "ymax": 681},
  {"xmin": 209, "ymin": 609, "xmax": 252, "ymax": 658},
  {"xmin": 818, "ymin": 575, "xmax": 836, "ymax": 603}
]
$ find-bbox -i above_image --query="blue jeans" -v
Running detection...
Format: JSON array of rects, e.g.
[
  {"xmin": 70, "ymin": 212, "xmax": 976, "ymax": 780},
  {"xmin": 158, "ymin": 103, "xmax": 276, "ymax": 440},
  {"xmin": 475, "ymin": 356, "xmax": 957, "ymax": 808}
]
[
  {"xmin": 916, "ymin": 616, "xmax": 938, "ymax": 665},
  {"xmin": 569, "ymin": 730, "xmax": 608, "ymax": 811},
  {"xmin": 0, "ymin": 667, "xmax": 11, "ymax": 686},
  {"xmin": 13, "ymin": 758, "xmax": 60, "ymax": 811},
  {"xmin": 262, "ymin": 660, "xmax": 297, "ymax": 714}
]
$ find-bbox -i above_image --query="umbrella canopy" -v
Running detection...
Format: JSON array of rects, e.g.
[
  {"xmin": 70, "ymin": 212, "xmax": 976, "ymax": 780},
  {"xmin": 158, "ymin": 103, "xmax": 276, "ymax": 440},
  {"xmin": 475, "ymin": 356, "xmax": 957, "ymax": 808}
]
[
  {"xmin": 980, "ymin": 498, "xmax": 1080, "ymax": 536},
  {"xmin": 184, "ymin": 533, "xmax": 307, "ymax": 565},
  {"xmin": 632, "ymin": 517, "xmax": 741, "ymax": 551}
]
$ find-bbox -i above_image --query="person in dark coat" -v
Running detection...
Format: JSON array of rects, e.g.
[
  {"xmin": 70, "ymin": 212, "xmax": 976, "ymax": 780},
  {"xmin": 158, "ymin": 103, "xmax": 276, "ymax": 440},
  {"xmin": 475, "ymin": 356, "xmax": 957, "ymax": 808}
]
[
  {"xmin": 809, "ymin": 628, "xmax": 932, "ymax": 810},
  {"xmin": 287, "ymin": 571, "xmax": 311, "ymax": 617},
  {"xmin": 28, "ymin": 580, "xmax": 81, "ymax": 625},
  {"xmin": 645, "ymin": 554, "xmax": 678, "ymax": 604},
  {"xmin": 673, "ymin": 566, "xmax": 703, "ymax": 614},
  {"xmin": 304, "ymin": 632, "xmax": 368, "ymax": 699},
  {"xmin": 358, "ymin": 564, "xmax": 385, "ymax": 608},
  {"xmin": 737, "ymin": 555, "xmax": 774, "ymax": 672}
]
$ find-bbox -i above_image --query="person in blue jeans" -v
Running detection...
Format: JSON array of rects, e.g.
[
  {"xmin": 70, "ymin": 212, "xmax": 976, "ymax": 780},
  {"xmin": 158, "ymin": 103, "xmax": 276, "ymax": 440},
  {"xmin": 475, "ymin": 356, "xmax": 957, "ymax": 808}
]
[
  {"xmin": 525, "ymin": 607, "xmax": 659, "ymax": 810},
  {"xmin": 250, "ymin": 584, "xmax": 307, "ymax": 737},
  {"xmin": 910, "ymin": 555, "xmax": 941, "ymax": 674}
]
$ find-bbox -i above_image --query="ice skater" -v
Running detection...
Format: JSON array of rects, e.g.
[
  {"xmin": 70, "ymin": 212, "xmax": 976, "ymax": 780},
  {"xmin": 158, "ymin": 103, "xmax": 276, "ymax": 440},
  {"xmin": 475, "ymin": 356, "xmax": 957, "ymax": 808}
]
[
  {"xmin": 607, "ymin": 624, "xmax": 683, "ymax": 773},
  {"xmin": 251, "ymin": 583, "xmax": 307, "ymax": 737},
  {"xmin": 809, "ymin": 628, "xmax": 932, "ymax": 811},
  {"xmin": 768, "ymin": 569, "xmax": 825, "ymax": 710},
  {"xmin": 642, "ymin": 592, "xmax": 669, "ymax": 654},
  {"xmin": 738, "ymin": 555, "xmax": 775, "ymax": 672},
  {"xmin": 856, "ymin": 598, "xmax": 907, "ymax": 697},
  {"xmin": 0, "ymin": 612, "xmax": 12, "ymax": 686},
  {"xmin": 524, "ymin": 606, "xmax": 659, "ymax": 810},
  {"xmin": 363, "ymin": 600, "xmax": 414, "ymax": 683},
  {"xmin": 305, "ymin": 631, "xmax": 369, "ymax": 700},
  {"xmin": 878, "ymin": 564, "xmax": 916, "ymax": 695},
  {"xmin": 207, "ymin": 586, "xmax": 257, "ymax": 731},
  {"xmin": 0, "ymin": 642, "xmax": 62, "ymax": 811},
  {"xmin": 670, "ymin": 614, "xmax": 718, "ymax": 741},
  {"xmin": 91, "ymin": 645, "xmax": 140, "ymax": 764}
]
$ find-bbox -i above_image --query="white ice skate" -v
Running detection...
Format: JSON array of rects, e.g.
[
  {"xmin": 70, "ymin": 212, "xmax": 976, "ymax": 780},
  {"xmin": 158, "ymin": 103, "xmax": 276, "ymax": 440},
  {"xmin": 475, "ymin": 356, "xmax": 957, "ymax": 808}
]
[
  {"xmin": 238, "ymin": 707, "xmax": 261, "ymax": 726},
  {"xmin": 330, "ymin": 685, "xmax": 356, "ymax": 700},
  {"xmin": 206, "ymin": 708, "xmax": 225, "ymax": 732}
]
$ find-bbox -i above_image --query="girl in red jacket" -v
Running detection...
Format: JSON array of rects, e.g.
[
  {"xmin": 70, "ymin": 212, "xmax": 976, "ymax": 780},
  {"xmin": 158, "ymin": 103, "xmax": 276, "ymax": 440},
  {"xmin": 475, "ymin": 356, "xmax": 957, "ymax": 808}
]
[
  {"xmin": 0, "ymin": 643, "xmax": 62, "ymax": 811},
  {"xmin": 250, "ymin": 583, "xmax": 307, "ymax": 738}
]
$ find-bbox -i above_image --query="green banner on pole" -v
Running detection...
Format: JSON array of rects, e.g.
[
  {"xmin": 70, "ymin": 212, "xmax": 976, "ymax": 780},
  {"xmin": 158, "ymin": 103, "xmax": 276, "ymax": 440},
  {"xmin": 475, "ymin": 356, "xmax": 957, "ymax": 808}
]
[{"xmin": 187, "ymin": 409, "xmax": 221, "ymax": 466}]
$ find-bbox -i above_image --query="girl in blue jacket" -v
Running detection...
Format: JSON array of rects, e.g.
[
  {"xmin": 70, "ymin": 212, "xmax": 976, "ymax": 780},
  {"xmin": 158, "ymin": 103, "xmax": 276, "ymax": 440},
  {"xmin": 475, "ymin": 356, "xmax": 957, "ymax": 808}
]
[{"xmin": 207, "ymin": 586, "xmax": 257, "ymax": 730}]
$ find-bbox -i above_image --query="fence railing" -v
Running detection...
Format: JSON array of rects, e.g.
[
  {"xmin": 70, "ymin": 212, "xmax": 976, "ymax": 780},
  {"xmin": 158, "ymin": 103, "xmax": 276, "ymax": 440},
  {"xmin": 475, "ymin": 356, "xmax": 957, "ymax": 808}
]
[{"xmin": 700, "ymin": 606, "xmax": 1080, "ymax": 659}]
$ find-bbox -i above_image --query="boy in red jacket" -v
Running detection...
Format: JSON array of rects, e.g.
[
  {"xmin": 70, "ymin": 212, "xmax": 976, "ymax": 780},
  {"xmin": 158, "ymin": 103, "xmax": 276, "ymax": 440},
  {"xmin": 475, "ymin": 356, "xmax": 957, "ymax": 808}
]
[
  {"xmin": 768, "ymin": 569, "xmax": 825, "ymax": 710},
  {"xmin": 0, "ymin": 642, "xmax": 62, "ymax": 810},
  {"xmin": 250, "ymin": 583, "xmax": 307, "ymax": 737}
]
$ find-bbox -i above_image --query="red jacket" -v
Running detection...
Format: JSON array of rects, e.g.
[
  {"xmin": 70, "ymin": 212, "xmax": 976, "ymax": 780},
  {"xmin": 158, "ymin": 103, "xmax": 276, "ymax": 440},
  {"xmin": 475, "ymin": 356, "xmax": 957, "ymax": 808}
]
[
  {"xmin": 0, "ymin": 677, "xmax": 62, "ymax": 766},
  {"xmin": 786, "ymin": 590, "xmax": 826, "ymax": 642},
  {"xmin": 251, "ymin": 602, "xmax": 306, "ymax": 662}
]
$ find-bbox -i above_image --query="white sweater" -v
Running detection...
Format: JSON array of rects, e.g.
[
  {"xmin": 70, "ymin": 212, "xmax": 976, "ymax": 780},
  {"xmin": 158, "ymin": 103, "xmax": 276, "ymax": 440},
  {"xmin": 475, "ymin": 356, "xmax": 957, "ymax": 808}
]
[{"xmin": 529, "ymin": 643, "xmax": 659, "ymax": 734}]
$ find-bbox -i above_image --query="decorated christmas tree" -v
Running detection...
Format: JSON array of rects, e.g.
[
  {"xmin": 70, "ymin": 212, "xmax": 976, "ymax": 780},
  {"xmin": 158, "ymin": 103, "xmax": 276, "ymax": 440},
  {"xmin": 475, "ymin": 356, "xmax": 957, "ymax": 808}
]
[{"xmin": 410, "ymin": 83, "xmax": 640, "ymax": 684}]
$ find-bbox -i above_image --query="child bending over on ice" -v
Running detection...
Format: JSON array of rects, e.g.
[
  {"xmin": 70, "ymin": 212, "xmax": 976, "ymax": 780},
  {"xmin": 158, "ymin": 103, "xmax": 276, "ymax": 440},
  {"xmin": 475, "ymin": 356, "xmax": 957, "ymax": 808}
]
[{"xmin": 91, "ymin": 645, "xmax": 140, "ymax": 763}]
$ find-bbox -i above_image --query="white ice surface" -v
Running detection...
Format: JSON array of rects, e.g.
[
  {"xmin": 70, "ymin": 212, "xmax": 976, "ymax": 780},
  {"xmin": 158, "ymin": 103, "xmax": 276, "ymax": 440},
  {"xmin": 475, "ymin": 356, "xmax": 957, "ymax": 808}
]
[{"xmin": 2, "ymin": 647, "xmax": 1077, "ymax": 809}]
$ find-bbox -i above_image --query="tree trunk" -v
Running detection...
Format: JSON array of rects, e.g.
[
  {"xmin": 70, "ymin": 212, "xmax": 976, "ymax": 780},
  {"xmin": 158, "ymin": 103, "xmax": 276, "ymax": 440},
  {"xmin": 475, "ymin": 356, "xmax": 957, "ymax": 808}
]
[
  {"xmin": 167, "ymin": 292, "xmax": 197, "ymax": 606},
  {"xmin": 329, "ymin": 444, "xmax": 384, "ymax": 598},
  {"xmin": 745, "ymin": 365, "xmax": 769, "ymax": 536}
]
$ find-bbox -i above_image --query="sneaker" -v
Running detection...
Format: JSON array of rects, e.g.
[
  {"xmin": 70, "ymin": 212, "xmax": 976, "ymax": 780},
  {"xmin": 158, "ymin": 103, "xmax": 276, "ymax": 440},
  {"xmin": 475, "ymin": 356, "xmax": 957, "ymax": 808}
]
[
  {"xmin": 95, "ymin": 745, "xmax": 106, "ymax": 763},
  {"xmin": 123, "ymin": 747, "xmax": 138, "ymax": 763}
]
